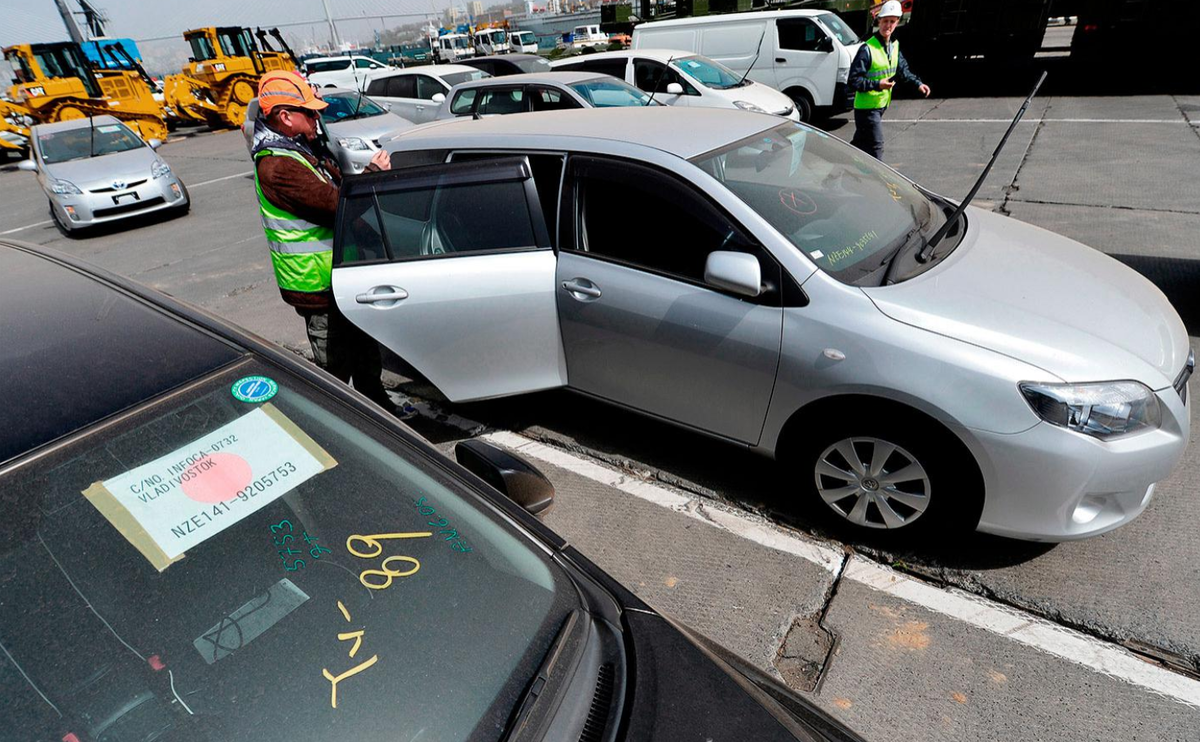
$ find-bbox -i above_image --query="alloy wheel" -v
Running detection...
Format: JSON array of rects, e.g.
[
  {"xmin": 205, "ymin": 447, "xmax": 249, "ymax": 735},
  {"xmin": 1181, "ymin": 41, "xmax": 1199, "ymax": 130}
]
[{"xmin": 814, "ymin": 436, "xmax": 931, "ymax": 529}]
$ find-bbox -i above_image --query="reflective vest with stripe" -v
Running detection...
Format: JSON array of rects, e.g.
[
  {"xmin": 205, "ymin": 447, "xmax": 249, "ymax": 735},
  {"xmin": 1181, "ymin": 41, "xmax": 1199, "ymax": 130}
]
[
  {"xmin": 854, "ymin": 36, "xmax": 899, "ymax": 111},
  {"xmin": 253, "ymin": 148, "xmax": 336, "ymax": 294}
]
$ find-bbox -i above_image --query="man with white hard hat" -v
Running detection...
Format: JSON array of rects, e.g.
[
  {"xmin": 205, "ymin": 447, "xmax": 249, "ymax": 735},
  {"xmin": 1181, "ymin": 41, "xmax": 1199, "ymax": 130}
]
[{"xmin": 847, "ymin": 0, "xmax": 930, "ymax": 160}]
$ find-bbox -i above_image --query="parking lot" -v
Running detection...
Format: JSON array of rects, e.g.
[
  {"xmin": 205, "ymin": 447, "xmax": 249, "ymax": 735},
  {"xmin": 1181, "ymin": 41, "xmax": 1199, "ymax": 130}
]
[{"xmin": 2, "ymin": 92, "xmax": 1199, "ymax": 739}]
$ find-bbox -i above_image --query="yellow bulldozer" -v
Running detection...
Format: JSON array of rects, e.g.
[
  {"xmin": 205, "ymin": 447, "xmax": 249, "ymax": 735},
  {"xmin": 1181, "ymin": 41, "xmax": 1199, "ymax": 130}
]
[
  {"xmin": 161, "ymin": 26, "xmax": 298, "ymax": 129},
  {"xmin": 2, "ymin": 41, "xmax": 167, "ymax": 143}
]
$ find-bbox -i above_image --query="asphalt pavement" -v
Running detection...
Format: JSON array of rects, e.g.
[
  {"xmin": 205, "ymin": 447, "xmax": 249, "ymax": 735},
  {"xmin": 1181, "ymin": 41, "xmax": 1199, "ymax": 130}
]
[{"xmin": 2, "ymin": 92, "xmax": 1199, "ymax": 740}]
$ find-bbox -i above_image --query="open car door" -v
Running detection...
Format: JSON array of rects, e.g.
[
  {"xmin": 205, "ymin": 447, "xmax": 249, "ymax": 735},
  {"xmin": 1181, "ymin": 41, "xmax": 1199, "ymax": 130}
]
[{"xmin": 331, "ymin": 157, "xmax": 566, "ymax": 402}]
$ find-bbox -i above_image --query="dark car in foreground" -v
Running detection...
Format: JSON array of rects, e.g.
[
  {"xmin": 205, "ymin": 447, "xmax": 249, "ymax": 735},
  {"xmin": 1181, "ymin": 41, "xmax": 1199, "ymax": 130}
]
[{"xmin": 0, "ymin": 238, "xmax": 862, "ymax": 742}]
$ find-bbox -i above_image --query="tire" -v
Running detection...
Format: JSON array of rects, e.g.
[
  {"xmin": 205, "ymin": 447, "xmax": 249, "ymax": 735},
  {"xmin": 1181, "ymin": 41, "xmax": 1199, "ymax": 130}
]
[
  {"xmin": 787, "ymin": 89, "xmax": 813, "ymax": 123},
  {"xmin": 47, "ymin": 197, "xmax": 78, "ymax": 238},
  {"xmin": 788, "ymin": 415, "xmax": 983, "ymax": 540}
]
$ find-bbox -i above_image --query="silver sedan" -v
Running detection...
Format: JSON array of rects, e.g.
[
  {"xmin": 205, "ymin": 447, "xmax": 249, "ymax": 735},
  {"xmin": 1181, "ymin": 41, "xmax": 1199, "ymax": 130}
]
[
  {"xmin": 18, "ymin": 116, "xmax": 189, "ymax": 234},
  {"xmin": 242, "ymin": 89, "xmax": 413, "ymax": 175}
]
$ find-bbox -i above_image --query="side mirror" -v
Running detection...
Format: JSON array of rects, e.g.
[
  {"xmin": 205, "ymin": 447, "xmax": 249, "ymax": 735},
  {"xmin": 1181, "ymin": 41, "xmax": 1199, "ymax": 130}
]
[
  {"xmin": 147, "ymin": 138, "xmax": 162, "ymax": 149},
  {"xmin": 704, "ymin": 250, "xmax": 762, "ymax": 297},
  {"xmin": 816, "ymin": 35, "xmax": 835, "ymax": 53},
  {"xmin": 17, "ymin": 159, "xmax": 38, "ymax": 172},
  {"xmin": 455, "ymin": 439, "xmax": 556, "ymax": 517},
  {"xmin": 665, "ymin": 82, "xmax": 684, "ymax": 95},
  {"xmin": 431, "ymin": 92, "xmax": 446, "ymax": 103}
]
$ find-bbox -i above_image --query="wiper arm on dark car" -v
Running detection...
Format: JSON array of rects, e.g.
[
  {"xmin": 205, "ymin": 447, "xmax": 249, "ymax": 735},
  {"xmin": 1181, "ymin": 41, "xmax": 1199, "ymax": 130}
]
[{"xmin": 501, "ymin": 610, "xmax": 582, "ymax": 741}]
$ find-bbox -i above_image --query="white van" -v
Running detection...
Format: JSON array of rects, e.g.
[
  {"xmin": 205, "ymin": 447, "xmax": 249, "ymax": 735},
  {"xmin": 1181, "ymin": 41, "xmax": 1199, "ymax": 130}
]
[
  {"xmin": 510, "ymin": 30, "xmax": 539, "ymax": 53},
  {"xmin": 551, "ymin": 49, "xmax": 799, "ymax": 120},
  {"xmin": 475, "ymin": 28, "xmax": 509, "ymax": 56},
  {"xmin": 435, "ymin": 33, "xmax": 476, "ymax": 63},
  {"xmin": 633, "ymin": 10, "xmax": 862, "ymax": 121}
]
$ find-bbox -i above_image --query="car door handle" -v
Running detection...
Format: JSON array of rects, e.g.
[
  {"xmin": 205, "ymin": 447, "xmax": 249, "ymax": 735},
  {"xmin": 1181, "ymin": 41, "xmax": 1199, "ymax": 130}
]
[
  {"xmin": 775, "ymin": 58, "xmax": 786, "ymax": 63},
  {"xmin": 356, "ymin": 288, "xmax": 409, "ymax": 303},
  {"xmin": 562, "ymin": 279, "xmax": 601, "ymax": 299}
]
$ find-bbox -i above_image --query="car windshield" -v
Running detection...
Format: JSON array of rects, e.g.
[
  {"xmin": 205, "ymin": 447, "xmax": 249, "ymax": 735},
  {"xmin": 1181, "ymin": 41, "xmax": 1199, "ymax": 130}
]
[
  {"xmin": 513, "ymin": 56, "xmax": 552, "ymax": 73},
  {"xmin": 442, "ymin": 69, "xmax": 490, "ymax": 87},
  {"xmin": 514, "ymin": 32, "xmax": 535, "ymax": 44},
  {"xmin": 569, "ymin": 78, "xmax": 653, "ymax": 107},
  {"xmin": 672, "ymin": 55, "xmax": 744, "ymax": 89},
  {"xmin": 320, "ymin": 93, "xmax": 387, "ymax": 122},
  {"xmin": 0, "ymin": 360, "xmax": 575, "ymax": 741},
  {"xmin": 37, "ymin": 122, "xmax": 144, "ymax": 164},
  {"xmin": 815, "ymin": 14, "xmax": 861, "ymax": 46},
  {"xmin": 692, "ymin": 122, "xmax": 956, "ymax": 285}
]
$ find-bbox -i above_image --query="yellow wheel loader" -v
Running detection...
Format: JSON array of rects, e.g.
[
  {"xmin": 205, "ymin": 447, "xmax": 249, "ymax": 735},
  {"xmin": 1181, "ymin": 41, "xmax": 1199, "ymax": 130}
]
[{"xmin": 173, "ymin": 26, "xmax": 298, "ymax": 129}]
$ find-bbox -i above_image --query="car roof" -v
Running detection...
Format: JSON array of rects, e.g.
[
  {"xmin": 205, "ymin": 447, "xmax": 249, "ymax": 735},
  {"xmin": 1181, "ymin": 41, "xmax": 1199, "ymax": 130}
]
[
  {"xmin": 0, "ymin": 242, "xmax": 243, "ymax": 466},
  {"xmin": 30, "ymin": 115, "xmax": 123, "ymax": 134},
  {"xmin": 636, "ymin": 9, "xmax": 828, "ymax": 26},
  {"xmin": 471, "ymin": 54, "xmax": 544, "ymax": 63},
  {"xmin": 388, "ymin": 106, "xmax": 778, "ymax": 159},
  {"xmin": 451, "ymin": 70, "xmax": 606, "ymax": 89},
  {"xmin": 372, "ymin": 64, "xmax": 480, "ymax": 79},
  {"xmin": 553, "ymin": 48, "xmax": 695, "ymax": 63}
]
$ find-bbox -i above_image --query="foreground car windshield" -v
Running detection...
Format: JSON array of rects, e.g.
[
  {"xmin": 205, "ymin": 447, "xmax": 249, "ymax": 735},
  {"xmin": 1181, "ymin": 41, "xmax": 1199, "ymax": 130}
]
[
  {"xmin": 673, "ymin": 55, "xmax": 745, "ymax": 89},
  {"xmin": 321, "ymin": 93, "xmax": 387, "ymax": 122},
  {"xmin": 0, "ymin": 361, "xmax": 573, "ymax": 740},
  {"xmin": 569, "ymin": 78, "xmax": 653, "ymax": 107},
  {"xmin": 38, "ymin": 123, "xmax": 144, "ymax": 164},
  {"xmin": 692, "ymin": 123, "xmax": 953, "ymax": 285}
]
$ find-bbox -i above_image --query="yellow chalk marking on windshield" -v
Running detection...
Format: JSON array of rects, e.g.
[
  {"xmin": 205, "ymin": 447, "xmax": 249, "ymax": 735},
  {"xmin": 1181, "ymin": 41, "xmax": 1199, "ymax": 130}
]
[
  {"xmin": 346, "ymin": 531, "xmax": 433, "ymax": 558},
  {"xmin": 336, "ymin": 600, "xmax": 351, "ymax": 622},
  {"xmin": 323, "ymin": 654, "xmax": 378, "ymax": 709},
  {"xmin": 338, "ymin": 630, "xmax": 365, "ymax": 658}
]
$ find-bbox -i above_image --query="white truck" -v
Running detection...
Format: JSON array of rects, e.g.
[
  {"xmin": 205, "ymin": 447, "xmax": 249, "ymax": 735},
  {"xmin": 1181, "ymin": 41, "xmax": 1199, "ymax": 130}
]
[{"xmin": 633, "ymin": 9, "xmax": 862, "ymax": 121}]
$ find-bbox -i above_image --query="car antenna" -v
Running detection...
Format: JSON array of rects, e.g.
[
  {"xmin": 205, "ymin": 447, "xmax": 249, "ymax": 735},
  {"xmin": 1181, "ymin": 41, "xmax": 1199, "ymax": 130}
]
[
  {"xmin": 916, "ymin": 71, "xmax": 1047, "ymax": 263},
  {"xmin": 644, "ymin": 54, "xmax": 675, "ymax": 106},
  {"xmin": 89, "ymin": 114, "xmax": 96, "ymax": 158},
  {"xmin": 349, "ymin": 53, "xmax": 365, "ymax": 120},
  {"xmin": 738, "ymin": 27, "xmax": 767, "ymax": 87}
]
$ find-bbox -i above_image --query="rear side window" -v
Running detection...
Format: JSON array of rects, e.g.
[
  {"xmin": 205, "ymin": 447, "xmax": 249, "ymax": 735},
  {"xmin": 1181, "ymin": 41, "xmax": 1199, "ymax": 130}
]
[
  {"xmin": 450, "ymin": 89, "xmax": 478, "ymax": 115},
  {"xmin": 385, "ymin": 75, "xmax": 417, "ymax": 98},
  {"xmin": 528, "ymin": 86, "xmax": 581, "ymax": 111},
  {"xmin": 306, "ymin": 58, "xmax": 351, "ymax": 72},
  {"xmin": 477, "ymin": 87, "xmax": 526, "ymax": 115},
  {"xmin": 777, "ymin": 18, "xmax": 825, "ymax": 52},
  {"xmin": 557, "ymin": 58, "xmax": 628, "ymax": 79},
  {"xmin": 365, "ymin": 77, "xmax": 388, "ymax": 96},
  {"xmin": 450, "ymin": 151, "xmax": 565, "ymax": 240},
  {"xmin": 376, "ymin": 181, "xmax": 537, "ymax": 258}
]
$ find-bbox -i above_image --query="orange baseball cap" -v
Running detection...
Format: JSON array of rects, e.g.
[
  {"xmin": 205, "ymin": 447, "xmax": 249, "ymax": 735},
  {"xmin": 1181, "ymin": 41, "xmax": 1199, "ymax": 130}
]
[{"xmin": 257, "ymin": 70, "xmax": 328, "ymax": 115}]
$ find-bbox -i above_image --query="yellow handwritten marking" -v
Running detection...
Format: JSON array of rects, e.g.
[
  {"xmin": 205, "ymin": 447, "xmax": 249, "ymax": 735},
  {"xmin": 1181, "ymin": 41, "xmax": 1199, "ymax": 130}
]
[
  {"xmin": 338, "ymin": 630, "xmax": 365, "ymax": 658},
  {"xmin": 323, "ymin": 654, "xmax": 378, "ymax": 709},
  {"xmin": 360, "ymin": 555, "xmax": 421, "ymax": 590},
  {"xmin": 346, "ymin": 531, "xmax": 434, "ymax": 559},
  {"xmin": 336, "ymin": 600, "xmax": 351, "ymax": 622}
]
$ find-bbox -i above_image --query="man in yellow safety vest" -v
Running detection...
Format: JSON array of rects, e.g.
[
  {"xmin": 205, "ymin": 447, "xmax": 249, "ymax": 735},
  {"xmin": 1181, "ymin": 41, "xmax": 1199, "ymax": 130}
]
[
  {"xmin": 250, "ymin": 70, "xmax": 396, "ymax": 410},
  {"xmin": 847, "ymin": 0, "xmax": 930, "ymax": 161}
]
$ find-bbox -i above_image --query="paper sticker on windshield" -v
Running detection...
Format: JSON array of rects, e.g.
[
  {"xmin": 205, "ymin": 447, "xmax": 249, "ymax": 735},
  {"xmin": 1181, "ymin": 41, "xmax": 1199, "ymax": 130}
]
[
  {"xmin": 82, "ymin": 404, "xmax": 336, "ymax": 571},
  {"xmin": 97, "ymin": 125, "xmax": 122, "ymax": 134}
]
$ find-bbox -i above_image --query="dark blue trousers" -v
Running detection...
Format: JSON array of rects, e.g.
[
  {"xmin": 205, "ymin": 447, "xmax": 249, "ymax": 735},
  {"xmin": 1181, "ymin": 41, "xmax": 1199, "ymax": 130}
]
[{"xmin": 851, "ymin": 108, "xmax": 886, "ymax": 161}]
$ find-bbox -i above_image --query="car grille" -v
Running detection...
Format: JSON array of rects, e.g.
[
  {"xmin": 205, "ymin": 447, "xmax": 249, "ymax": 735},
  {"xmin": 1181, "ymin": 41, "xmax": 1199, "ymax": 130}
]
[
  {"xmin": 90, "ymin": 179, "xmax": 148, "ymax": 193},
  {"xmin": 1175, "ymin": 349, "xmax": 1194, "ymax": 404},
  {"xmin": 93, "ymin": 196, "xmax": 165, "ymax": 218}
]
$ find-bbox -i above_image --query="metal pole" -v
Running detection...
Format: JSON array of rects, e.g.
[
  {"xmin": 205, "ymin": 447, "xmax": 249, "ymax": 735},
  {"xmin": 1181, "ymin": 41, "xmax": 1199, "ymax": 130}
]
[
  {"xmin": 320, "ymin": 0, "xmax": 342, "ymax": 49},
  {"xmin": 53, "ymin": 0, "xmax": 86, "ymax": 44}
]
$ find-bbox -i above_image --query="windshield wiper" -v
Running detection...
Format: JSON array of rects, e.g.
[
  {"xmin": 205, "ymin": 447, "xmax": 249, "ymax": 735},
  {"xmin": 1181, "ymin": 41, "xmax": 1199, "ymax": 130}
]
[
  {"xmin": 916, "ymin": 71, "xmax": 1046, "ymax": 262},
  {"xmin": 500, "ymin": 610, "xmax": 582, "ymax": 741},
  {"xmin": 879, "ymin": 224, "xmax": 925, "ymax": 286}
]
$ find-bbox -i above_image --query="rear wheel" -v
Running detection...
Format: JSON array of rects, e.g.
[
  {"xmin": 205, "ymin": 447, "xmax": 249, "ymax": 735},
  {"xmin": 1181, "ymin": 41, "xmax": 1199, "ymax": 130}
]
[{"xmin": 787, "ymin": 414, "xmax": 983, "ymax": 540}]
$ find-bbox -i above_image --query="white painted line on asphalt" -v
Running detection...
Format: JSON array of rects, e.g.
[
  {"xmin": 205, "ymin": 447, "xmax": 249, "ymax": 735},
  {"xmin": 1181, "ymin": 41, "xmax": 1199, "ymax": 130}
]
[
  {"xmin": 845, "ymin": 557, "xmax": 1200, "ymax": 710},
  {"xmin": 482, "ymin": 430, "xmax": 845, "ymax": 572},
  {"xmin": 0, "ymin": 219, "xmax": 52, "ymax": 235},
  {"xmin": 480, "ymin": 429, "xmax": 1200, "ymax": 707},
  {"xmin": 189, "ymin": 170, "xmax": 253, "ymax": 188},
  {"xmin": 884, "ymin": 118, "xmax": 1191, "ymax": 124}
]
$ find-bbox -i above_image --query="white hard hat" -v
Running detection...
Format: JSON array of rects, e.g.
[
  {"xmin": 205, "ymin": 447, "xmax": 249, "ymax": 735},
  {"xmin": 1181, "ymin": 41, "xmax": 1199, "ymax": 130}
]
[{"xmin": 878, "ymin": 0, "xmax": 903, "ymax": 18}]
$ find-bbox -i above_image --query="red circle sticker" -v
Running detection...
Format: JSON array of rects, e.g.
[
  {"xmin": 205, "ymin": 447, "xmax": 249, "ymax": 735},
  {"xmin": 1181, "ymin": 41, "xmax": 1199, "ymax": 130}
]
[
  {"xmin": 181, "ymin": 453, "xmax": 254, "ymax": 504},
  {"xmin": 779, "ymin": 188, "xmax": 818, "ymax": 215}
]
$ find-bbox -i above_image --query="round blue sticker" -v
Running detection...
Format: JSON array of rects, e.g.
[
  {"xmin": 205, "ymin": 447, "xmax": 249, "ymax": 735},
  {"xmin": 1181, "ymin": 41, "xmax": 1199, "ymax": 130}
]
[{"xmin": 231, "ymin": 376, "xmax": 278, "ymax": 403}]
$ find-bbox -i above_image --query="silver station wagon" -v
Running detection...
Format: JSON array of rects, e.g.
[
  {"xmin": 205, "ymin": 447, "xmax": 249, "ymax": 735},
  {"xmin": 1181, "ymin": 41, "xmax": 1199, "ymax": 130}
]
[{"xmin": 332, "ymin": 108, "xmax": 1192, "ymax": 542}]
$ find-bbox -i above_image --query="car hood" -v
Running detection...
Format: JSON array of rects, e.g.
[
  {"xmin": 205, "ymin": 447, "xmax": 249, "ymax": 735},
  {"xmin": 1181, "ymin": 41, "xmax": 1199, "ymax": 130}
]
[
  {"xmin": 721, "ymin": 80, "xmax": 796, "ymax": 115},
  {"xmin": 326, "ymin": 111, "xmax": 415, "ymax": 142},
  {"xmin": 862, "ymin": 207, "xmax": 1190, "ymax": 389},
  {"xmin": 44, "ymin": 146, "xmax": 159, "ymax": 190}
]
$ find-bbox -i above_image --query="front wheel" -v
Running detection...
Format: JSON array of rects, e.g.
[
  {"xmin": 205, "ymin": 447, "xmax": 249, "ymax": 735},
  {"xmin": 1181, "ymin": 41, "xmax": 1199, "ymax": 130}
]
[
  {"xmin": 787, "ymin": 90, "xmax": 813, "ymax": 123},
  {"xmin": 790, "ymin": 418, "xmax": 983, "ymax": 539}
]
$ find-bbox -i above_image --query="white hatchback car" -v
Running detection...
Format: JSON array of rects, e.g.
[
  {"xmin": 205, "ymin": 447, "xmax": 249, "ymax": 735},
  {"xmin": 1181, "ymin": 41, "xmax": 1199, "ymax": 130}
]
[
  {"xmin": 552, "ymin": 49, "xmax": 800, "ymax": 120},
  {"xmin": 363, "ymin": 65, "xmax": 491, "ymax": 124},
  {"xmin": 339, "ymin": 108, "xmax": 1191, "ymax": 543},
  {"xmin": 303, "ymin": 55, "xmax": 394, "ymax": 89}
]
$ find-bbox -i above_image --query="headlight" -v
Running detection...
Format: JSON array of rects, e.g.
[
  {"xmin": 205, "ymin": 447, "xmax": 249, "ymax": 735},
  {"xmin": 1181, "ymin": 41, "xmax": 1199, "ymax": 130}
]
[
  {"xmin": 1019, "ymin": 381, "xmax": 1162, "ymax": 439},
  {"xmin": 151, "ymin": 160, "xmax": 171, "ymax": 179},
  {"xmin": 732, "ymin": 100, "xmax": 767, "ymax": 113},
  {"xmin": 337, "ymin": 137, "xmax": 371, "ymax": 151},
  {"xmin": 51, "ymin": 179, "xmax": 82, "ymax": 195}
]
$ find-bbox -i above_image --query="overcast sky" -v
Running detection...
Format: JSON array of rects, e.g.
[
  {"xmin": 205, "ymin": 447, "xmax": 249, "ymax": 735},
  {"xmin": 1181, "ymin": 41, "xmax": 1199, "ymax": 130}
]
[{"xmin": 0, "ymin": 0, "xmax": 450, "ymax": 48}]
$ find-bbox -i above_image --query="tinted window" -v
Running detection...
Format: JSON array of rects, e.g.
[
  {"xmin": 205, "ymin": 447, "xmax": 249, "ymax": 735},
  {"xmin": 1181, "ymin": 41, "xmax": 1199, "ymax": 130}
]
[
  {"xmin": 528, "ymin": 86, "xmax": 581, "ymax": 111},
  {"xmin": 512, "ymin": 57, "xmax": 552, "ymax": 74},
  {"xmin": 336, "ymin": 194, "xmax": 388, "ymax": 263},
  {"xmin": 375, "ymin": 180, "xmax": 537, "ymax": 258},
  {"xmin": 777, "ymin": 18, "xmax": 825, "ymax": 52},
  {"xmin": 450, "ymin": 89, "xmax": 478, "ymax": 115},
  {"xmin": 441, "ymin": 70, "xmax": 490, "ymax": 87},
  {"xmin": 386, "ymin": 75, "xmax": 417, "ymax": 98},
  {"xmin": 466, "ymin": 59, "xmax": 494, "ymax": 75},
  {"xmin": 477, "ymin": 87, "xmax": 526, "ymax": 115},
  {"xmin": 0, "ymin": 360, "xmax": 574, "ymax": 740},
  {"xmin": 450, "ymin": 152, "xmax": 564, "ymax": 239},
  {"xmin": 365, "ymin": 77, "xmax": 388, "ymax": 96},
  {"xmin": 415, "ymin": 75, "xmax": 445, "ymax": 100},
  {"xmin": 573, "ymin": 157, "xmax": 745, "ymax": 283},
  {"xmin": 306, "ymin": 58, "xmax": 352, "ymax": 72},
  {"xmin": 633, "ymin": 59, "xmax": 697, "ymax": 95},
  {"xmin": 354, "ymin": 57, "xmax": 375, "ymax": 68},
  {"xmin": 558, "ymin": 58, "xmax": 627, "ymax": 79}
]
